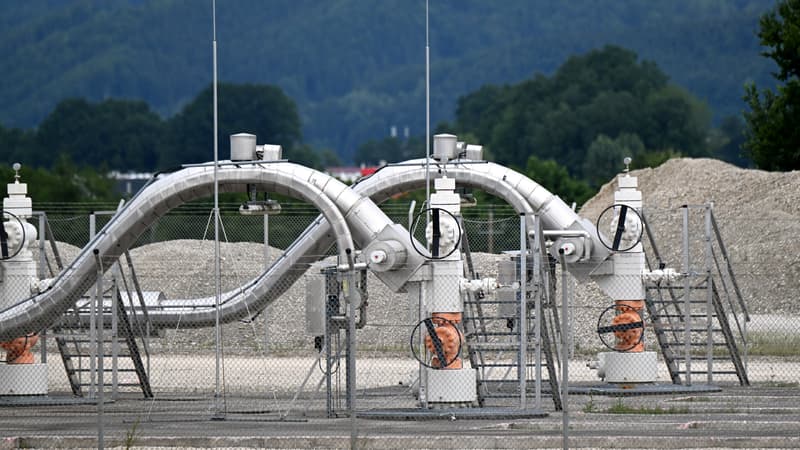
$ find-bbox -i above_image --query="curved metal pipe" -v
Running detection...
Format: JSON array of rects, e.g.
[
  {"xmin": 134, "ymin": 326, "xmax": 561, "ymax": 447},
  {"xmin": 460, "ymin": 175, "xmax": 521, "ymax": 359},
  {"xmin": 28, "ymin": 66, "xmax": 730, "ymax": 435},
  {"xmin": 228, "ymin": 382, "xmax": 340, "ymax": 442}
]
[
  {"xmin": 144, "ymin": 160, "xmax": 595, "ymax": 325},
  {"xmin": 1, "ymin": 157, "xmax": 602, "ymax": 340},
  {"xmin": 0, "ymin": 163, "xmax": 358, "ymax": 340},
  {"xmin": 358, "ymin": 159, "xmax": 584, "ymax": 231}
]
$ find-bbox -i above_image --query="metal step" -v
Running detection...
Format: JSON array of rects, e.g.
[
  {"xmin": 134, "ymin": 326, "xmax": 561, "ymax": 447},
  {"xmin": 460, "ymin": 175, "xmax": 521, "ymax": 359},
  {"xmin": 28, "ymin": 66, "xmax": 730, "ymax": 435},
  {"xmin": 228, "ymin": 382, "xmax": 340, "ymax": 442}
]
[
  {"xmin": 660, "ymin": 342, "xmax": 729, "ymax": 348},
  {"xmin": 675, "ymin": 370, "xmax": 741, "ymax": 375},
  {"xmin": 647, "ymin": 299, "xmax": 711, "ymax": 305},
  {"xmin": 464, "ymin": 299, "xmax": 520, "ymax": 304},
  {"xmin": 653, "ymin": 313, "xmax": 717, "ymax": 319},
  {"xmin": 468, "ymin": 343, "xmax": 538, "ymax": 352},
  {"xmin": 80, "ymin": 383, "xmax": 144, "ymax": 388},
  {"xmin": 653, "ymin": 327, "xmax": 724, "ymax": 333}
]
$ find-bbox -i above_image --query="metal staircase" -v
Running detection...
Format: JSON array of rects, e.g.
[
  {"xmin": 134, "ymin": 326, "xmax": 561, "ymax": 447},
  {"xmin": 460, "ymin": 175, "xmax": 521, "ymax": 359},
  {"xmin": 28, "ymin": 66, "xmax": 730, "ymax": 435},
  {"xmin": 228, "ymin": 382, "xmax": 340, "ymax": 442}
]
[
  {"xmin": 35, "ymin": 208, "xmax": 153, "ymax": 398},
  {"xmin": 642, "ymin": 205, "xmax": 749, "ymax": 386},
  {"xmin": 459, "ymin": 216, "xmax": 562, "ymax": 409},
  {"xmin": 53, "ymin": 281, "xmax": 153, "ymax": 398}
]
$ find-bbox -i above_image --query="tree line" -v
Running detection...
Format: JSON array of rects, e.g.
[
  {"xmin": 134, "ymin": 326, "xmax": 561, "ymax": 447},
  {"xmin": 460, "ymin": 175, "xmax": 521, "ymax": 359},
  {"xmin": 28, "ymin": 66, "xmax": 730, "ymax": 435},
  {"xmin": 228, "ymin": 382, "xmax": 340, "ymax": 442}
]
[
  {"xmin": 355, "ymin": 45, "xmax": 752, "ymax": 206},
  {"xmin": 0, "ymin": 1, "xmax": 776, "ymax": 158},
  {"xmin": 0, "ymin": 83, "xmax": 337, "ymax": 174},
  {"xmin": 3, "ymin": 19, "xmax": 797, "ymax": 206}
]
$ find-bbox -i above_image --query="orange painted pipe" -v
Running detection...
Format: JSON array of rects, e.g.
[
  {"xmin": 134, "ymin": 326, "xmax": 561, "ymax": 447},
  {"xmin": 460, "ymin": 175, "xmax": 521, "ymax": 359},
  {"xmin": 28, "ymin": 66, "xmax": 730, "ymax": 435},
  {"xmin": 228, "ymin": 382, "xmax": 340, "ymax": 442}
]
[
  {"xmin": 424, "ymin": 313, "xmax": 464, "ymax": 369},
  {"xmin": 0, "ymin": 334, "xmax": 38, "ymax": 364},
  {"xmin": 613, "ymin": 301, "xmax": 644, "ymax": 352}
]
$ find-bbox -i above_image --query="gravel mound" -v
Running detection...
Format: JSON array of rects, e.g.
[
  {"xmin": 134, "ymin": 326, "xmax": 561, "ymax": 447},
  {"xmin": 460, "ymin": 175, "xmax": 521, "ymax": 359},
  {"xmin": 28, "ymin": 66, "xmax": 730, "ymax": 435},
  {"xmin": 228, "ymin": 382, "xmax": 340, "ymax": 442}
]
[{"xmin": 579, "ymin": 158, "xmax": 800, "ymax": 315}]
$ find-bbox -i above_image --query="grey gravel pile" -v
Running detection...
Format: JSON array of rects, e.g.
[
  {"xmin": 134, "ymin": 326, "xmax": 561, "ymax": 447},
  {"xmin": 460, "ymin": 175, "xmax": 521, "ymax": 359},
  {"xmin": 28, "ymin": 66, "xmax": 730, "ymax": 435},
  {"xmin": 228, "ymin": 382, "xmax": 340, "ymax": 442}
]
[
  {"xmin": 579, "ymin": 158, "xmax": 800, "ymax": 315},
  {"xmin": 34, "ymin": 158, "xmax": 800, "ymax": 354}
]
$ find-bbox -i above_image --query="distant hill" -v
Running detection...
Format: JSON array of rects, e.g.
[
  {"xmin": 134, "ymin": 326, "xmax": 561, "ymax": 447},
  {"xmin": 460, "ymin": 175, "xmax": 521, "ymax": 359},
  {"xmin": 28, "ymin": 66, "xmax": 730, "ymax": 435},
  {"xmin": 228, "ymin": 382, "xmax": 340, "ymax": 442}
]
[{"xmin": 0, "ymin": 0, "xmax": 775, "ymax": 162}]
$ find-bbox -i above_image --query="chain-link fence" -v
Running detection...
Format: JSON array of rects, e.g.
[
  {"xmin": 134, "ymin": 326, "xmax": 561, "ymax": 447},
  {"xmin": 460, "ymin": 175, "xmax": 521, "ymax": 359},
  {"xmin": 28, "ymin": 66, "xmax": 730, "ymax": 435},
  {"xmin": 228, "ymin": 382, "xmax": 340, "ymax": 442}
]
[{"xmin": 1, "ymin": 201, "xmax": 798, "ymax": 449}]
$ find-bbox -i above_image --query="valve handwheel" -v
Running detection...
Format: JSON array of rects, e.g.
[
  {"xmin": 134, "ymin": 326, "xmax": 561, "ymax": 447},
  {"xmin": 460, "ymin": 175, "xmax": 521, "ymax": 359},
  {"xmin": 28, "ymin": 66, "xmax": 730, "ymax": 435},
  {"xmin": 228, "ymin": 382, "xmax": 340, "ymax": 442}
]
[
  {"xmin": 596, "ymin": 204, "xmax": 643, "ymax": 252},
  {"xmin": 409, "ymin": 316, "xmax": 463, "ymax": 369},
  {"xmin": 0, "ymin": 210, "xmax": 26, "ymax": 261},
  {"xmin": 596, "ymin": 304, "xmax": 645, "ymax": 352},
  {"xmin": 409, "ymin": 207, "xmax": 462, "ymax": 260}
]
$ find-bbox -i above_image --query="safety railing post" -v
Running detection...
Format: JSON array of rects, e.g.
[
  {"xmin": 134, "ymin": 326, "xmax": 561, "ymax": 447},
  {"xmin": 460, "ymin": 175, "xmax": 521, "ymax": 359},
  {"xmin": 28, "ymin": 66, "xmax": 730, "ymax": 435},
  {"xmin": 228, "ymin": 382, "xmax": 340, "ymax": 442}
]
[
  {"xmin": 559, "ymin": 249, "xmax": 569, "ymax": 450},
  {"xmin": 682, "ymin": 206, "xmax": 692, "ymax": 386},
  {"xmin": 705, "ymin": 204, "xmax": 714, "ymax": 384},
  {"xmin": 533, "ymin": 213, "xmax": 542, "ymax": 411},
  {"xmin": 93, "ymin": 249, "xmax": 105, "ymax": 450},
  {"xmin": 518, "ymin": 213, "xmax": 527, "ymax": 409}
]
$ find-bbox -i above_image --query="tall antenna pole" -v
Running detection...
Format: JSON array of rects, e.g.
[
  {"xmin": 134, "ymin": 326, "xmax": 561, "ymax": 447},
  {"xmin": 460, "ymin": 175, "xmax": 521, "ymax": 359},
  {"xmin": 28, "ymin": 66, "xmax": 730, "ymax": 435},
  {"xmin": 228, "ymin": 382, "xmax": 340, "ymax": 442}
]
[
  {"xmin": 212, "ymin": 0, "xmax": 224, "ymax": 419},
  {"xmin": 425, "ymin": 0, "xmax": 431, "ymax": 208},
  {"xmin": 420, "ymin": 0, "xmax": 432, "ymax": 410}
]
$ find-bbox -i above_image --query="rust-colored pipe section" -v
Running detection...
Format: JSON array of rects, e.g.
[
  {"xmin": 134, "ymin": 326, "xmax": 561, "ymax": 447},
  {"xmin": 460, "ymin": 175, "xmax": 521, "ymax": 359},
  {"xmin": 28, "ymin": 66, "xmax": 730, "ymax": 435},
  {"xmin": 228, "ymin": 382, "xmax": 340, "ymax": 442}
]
[
  {"xmin": 424, "ymin": 312, "xmax": 463, "ymax": 369},
  {"xmin": 0, "ymin": 333, "xmax": 38, "ymax": 364},
  {"xmin": 612, "ymin": 300, "xmax": 644, "ymax": 352}
]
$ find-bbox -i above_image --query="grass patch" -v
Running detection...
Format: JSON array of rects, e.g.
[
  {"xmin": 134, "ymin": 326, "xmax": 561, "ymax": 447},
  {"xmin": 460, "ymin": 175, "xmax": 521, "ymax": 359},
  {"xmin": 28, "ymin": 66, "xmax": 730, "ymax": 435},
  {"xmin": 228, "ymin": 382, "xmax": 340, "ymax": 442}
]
[
  {"xmin": 747, "ymin": 332, "xmax": 800, "ymax": 357},
  {"xmin": 582, "ymin": 395, "xmax": 597, "ymax": 413},
  {"xmin": 606, "ymin": 399, "xmax": 688, "ymax": 415}
]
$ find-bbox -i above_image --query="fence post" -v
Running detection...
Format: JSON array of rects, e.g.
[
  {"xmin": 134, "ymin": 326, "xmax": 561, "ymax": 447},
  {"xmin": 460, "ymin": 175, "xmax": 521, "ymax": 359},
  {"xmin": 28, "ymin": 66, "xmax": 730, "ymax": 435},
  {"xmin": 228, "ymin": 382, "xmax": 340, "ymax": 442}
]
[
  {"xmin": 518, "ymin": 213, "xmax": 527, "ymax": 409},
  {"xmin": 533, "ymin": 213, "xmax": 542, "ymax": 411},
  {"xmin": 705, "ymin": 204, "xmax": 714, "ymax": 384},
  {"xmin": 559, "ymin": 249, "xmax": 569, "ymax": 450},
  {"xmin": 682, "ymin": 205, "xmax": 692, "ymax": 386},
  {"xmin": 93, "ymin": 249, "xmax": 105, "ymax": 450}
]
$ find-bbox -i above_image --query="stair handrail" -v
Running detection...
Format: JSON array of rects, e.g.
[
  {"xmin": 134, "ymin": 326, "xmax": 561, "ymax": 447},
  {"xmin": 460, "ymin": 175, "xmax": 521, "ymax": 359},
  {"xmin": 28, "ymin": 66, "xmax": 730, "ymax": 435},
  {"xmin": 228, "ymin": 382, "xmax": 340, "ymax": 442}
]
[{"xmin": 709, "ymin": 206, "xmax": 750, "ymax": 322}]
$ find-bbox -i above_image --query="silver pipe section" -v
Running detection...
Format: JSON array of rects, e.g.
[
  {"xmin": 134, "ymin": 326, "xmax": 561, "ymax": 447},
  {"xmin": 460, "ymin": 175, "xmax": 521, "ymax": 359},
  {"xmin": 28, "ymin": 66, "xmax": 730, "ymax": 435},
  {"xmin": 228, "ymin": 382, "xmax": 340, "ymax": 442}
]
[
  {"xmin": 0, "ymin": 157, "xmax": 603, "ymax": 339},
  {"xmin": 361, "ymin": 159, "xmax": 585, "ymax": 232},
  {"xmin": 0, "ymin": 163, "xmax": 362, "ymax": 340},
  {"xmin": 358, "ymin": 159, "xmax": 609, "ymax": 272},
  {"xmin": 157, "ymin": 159, "xmax": 604, "ymax": 320}
]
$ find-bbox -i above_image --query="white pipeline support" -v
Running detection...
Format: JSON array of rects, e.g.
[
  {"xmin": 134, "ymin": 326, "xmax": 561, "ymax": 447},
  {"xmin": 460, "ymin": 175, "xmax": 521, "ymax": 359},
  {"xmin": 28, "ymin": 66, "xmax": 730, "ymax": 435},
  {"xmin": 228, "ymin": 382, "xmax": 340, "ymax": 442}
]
[
  {"xmin": 642, "ymin": 268, "xmax": 684, "ymax": 284},
  {"xmin": 459, "ymin": 277, "xmax": 498, "ymax": 295}
]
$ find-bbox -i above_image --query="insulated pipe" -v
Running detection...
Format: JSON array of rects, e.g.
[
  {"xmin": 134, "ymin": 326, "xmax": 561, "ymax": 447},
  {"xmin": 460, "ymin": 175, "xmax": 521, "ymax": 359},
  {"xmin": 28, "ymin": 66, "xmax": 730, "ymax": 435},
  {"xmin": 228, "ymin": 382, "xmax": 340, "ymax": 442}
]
[
  {"xmin": 111, "ymin": 160, "xmax": 588, "ymax": 323},
  {"xmin": 355, "ymin": 160, "xmax": 536, "ymax": 226},
  {"xmin": 0, "ymin": 158, "xmax": 602, "ymax": 339},
  {"xmin": 355, "ymin": 160, "xmax": 609, "ymax": 265},
  {"xmin": 359, "ymin": 159, "xmax": 584, "ymax": 232},
  {"xmin": 0, "ymin": 163, "xmax": 359, "ymax": 339}
]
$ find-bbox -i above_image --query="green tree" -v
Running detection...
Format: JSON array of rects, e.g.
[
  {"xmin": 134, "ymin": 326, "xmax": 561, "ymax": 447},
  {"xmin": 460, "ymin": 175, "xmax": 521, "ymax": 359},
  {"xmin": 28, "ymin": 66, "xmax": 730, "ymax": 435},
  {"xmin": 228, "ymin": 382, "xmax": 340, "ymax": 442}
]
[
  {"xmin": 164, "ymin": 83, "xmax": 303, "ymax": 169},
  {"xmin": 36, "ymin": 98, "xmax": 165, "ymax": 171},
  {"xmin": 583, "ymin": 133, "xmax": 646, "ymax": 187},
  {"xmin": 712, "ymin": 115, "xmax": 751, "ymax": 167},
  {"xmin": 524, "ymin": 156, "xmax": 593, "ymax": 207},
  {"xmin": 0, "ymin": 124, "xmax": 37, "ymax": 166},
  {"xmin": 0, "ymin": 156, "xmax": 116, "ymax": 202},
  {"xmin": 743, "ymin": 0, "xmax": 800, "ymax": 170},
  {"xmin": 319, "ymin": 148, "xmax": 342, "ymax": 168},
  {"xmin": 454, "ymin": 45, "xmax": 711, "ymax": 175}
]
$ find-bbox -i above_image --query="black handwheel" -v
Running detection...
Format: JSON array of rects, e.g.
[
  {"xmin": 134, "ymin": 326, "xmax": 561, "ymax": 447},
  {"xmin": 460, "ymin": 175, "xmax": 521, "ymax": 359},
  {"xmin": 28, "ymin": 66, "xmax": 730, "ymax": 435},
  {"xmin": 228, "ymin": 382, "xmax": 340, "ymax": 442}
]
[
  {"xmin": 0, "ymin": 210, "xmax": 26, "ymax": 261},
  {"xmin": 596, "ymin": 204, "xmax": 643, "ymax": 252},
  {"xmin": 596, "ymin": 304, "xmax": 645, "ymax": 352},
  {"xmin": 409, "ymin": 207, "xmax": 462, "ymax": 260},
  {"xmin": 409, "ymin": 317, "xmax": 463, "ymax": 369}
]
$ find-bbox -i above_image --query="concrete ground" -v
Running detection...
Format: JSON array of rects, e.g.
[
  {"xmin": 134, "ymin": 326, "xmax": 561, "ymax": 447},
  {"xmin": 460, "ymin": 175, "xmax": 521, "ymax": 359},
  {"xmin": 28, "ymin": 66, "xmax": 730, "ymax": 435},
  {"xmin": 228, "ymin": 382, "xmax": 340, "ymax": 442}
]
[
  {"xmin": 1, "ymin": 354, "xmax": 798, "ymax": 449},
  {"xmin": 1, "ymin": 382, "xmax": 799, "ymax": 449}
]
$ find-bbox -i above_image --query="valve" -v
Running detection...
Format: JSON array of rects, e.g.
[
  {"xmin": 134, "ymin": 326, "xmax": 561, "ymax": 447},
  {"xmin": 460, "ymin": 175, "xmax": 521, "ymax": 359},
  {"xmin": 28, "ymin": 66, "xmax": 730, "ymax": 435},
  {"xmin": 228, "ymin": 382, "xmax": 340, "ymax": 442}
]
[
  {"xmin": 409, "ymin": 208, "xmax": 462, "ymax": 260},
  {"xmin": 410, "ymin": 314, "xmax": 463, "ymax": 369},
  {"xmin": 0, "ymin": 333, "xmax": 38, "ymax": 364},
  {"xmin": 596, "ymin": 204, "xmax": 644, "ymax": 252},
  {"xmin": 0, "ymin": 211, "xmax": 26, "ymax": 260},
  {"xmin": 596, "ymin": 302, "xmax": 645, "ymax": 352}
]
